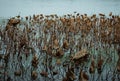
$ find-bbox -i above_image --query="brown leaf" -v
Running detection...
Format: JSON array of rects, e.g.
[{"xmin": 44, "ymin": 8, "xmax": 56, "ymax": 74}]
[
  {"xmin": 89, "ymin": 58, "xmax": 95, "ymax": 74},
  {"xmin": 80, "ymin": 70, "xmax": 89, "ymax": 81},
  {"xmin": 73, "ymin": 49, "xmax": 89, "ymax": 60}
]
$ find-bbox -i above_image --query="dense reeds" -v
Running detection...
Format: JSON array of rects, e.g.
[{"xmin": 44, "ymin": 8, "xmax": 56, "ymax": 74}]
[{"xmin": 0, "ymin": 12, "xmax": 120, "ymax": 81}]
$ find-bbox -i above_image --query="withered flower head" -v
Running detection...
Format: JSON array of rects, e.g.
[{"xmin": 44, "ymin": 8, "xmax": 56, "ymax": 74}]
[
  {"xmin": 42, "ymin": 45, "xmax": 47, "ymax": 51},
  {"xmin": 53, "ymin": 71, "xmax": 58, "ymax": 75},
  {"xmin": 8, "ymin": 18, "xmax": 20, "ymax": 26},
  {"xmin": 117, "ymin": 65, "xmax": 120, "ymax": 72},
  {"xmin": 63, "ymin": 67, "xmax": 76, "ymax": 81},
  {"xmin": 40, "ymin": 71, "xmax": 48, "ymax": 77},
  {"xmin": 89, "ymin": 57, "xmax": 95, "ymax": 74},
  {"xmin": 0, "ymin": 54, "xmax": 3, "ymax": 60},
  {"xmin": 25, "ymin": 16, "xmax": 28, "ymax": 20},
  {"xmin": 56, "ymin": 59, "xmax": 61, "ymax": 65},
  {"xmin": 16, "ymin": 15, "xmax": 20, "ymax": 18},
  {"xmin": 109, "ymin": 12, "xmax": 112, "ymax": 16},
  {"xmin": 99, "ymin": 13, "xmax": 105, "ymax": 16},
  {"xmin": 62, "ymin": 40, "xmax": 69, "ymax": 49},
  {"xmin": 53, "ymin": 39, "xmax": 59, "ymax": 49},
  {"xmin": 31, "ymin": 54, "xmax": 39, "ymax": 68},
  {"xmin": 4, "ymin": 54, "xmax": 9, "ymax": 64},
  {"xmin": 77, "ymin": 13, "xmax": 80, "ymax": 16},
  {"xmin": 31, "ymin": 71, "xmax": 38, "ymax": 80},
  {"xmin": 14, "ymin": 70, "xmax": 21, "ymax": 76},
  {"xmin": 55, "ymin": 48, "xmax": 64, "ymax": 57},
  {"xmin": 97, "ymin": 56, "xmax": 104, "ymax": 74}
]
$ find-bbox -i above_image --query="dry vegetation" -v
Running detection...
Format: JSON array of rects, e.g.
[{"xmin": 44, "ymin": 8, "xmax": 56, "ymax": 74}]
[{"xmin": 0, "ymin": 12, "xmax": 120, "ymax": 81}]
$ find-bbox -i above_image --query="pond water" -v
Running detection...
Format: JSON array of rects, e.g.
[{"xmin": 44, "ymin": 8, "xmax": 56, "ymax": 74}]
[{"xmin": 0, "ymin": 0, "xmax": 120, "ymax": 18}]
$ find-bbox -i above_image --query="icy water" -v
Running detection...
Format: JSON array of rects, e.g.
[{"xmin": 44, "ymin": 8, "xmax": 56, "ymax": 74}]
[{"xmin": 0, "ymin": 0, "xmax": 120, "ymax": 17}]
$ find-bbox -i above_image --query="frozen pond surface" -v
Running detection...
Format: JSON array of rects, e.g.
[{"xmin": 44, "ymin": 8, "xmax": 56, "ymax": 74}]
[{"xmin": 0, "ymin": 0, "xmax": 120, "ymax": 18}]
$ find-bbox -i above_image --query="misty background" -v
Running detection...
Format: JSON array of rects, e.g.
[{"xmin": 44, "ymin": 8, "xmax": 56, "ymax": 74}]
[{"xmin": 0, "ymin": 0, "xmax": 120, "ymax": 18}]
